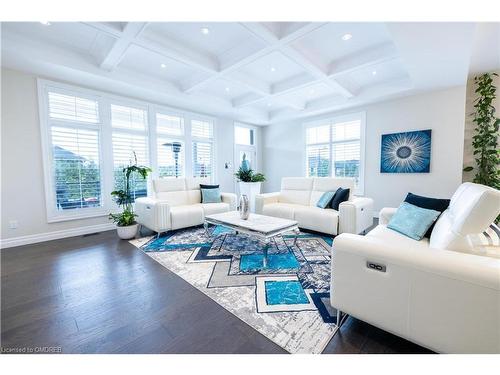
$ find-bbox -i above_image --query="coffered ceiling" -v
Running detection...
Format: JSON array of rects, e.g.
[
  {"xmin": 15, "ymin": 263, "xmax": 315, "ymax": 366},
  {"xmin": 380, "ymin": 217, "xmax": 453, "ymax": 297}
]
[{"xmin": 1, "ymin": 22, "xmax": 496, "ymax": 125}]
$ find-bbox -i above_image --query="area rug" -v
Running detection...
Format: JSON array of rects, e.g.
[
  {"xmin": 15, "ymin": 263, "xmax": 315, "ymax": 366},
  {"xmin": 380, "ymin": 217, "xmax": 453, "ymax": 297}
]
[{"xmin": 130, "ymin": 225, "xmax": 340, "ymax": 354}]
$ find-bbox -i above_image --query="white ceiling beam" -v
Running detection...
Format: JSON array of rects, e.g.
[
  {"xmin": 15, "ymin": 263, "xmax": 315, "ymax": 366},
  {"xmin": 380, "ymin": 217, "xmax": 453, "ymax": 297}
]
[
  {"xmin": 277, "ymin": 47, "xmax": 355, "ymax": 98},
  {"xmin": 182, "ymin": 22, "xmax": 326, "ymax": 94},
  {"xmin": 139, "ymin": 31, "xmax": 219, "ymax": 73},
  {"xmin": 271, "ymin": 77, "xmax": 413, "ymax": 123},
  {"xmin": 328, "ymin": 42, "xmax": 399, "ymax": 77},
  {"xmin": 232, "ymin": 93, "xmax": 264, "ymax": 108},
  {"xmin": 240, "ymin": 22, "xmax": 355, "ymax": 98},
  {"xmin": 99, "ymin": 22, "xmax": 149, "ymax": 71}
]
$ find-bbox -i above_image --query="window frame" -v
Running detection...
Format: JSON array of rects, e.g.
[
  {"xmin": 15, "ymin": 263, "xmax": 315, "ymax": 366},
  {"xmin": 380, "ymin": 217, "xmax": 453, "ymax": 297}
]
[
  {"xmin": 190, "ymin": 115, "xmax": 216, "ymax": 180},
  {"xmin": 303, "ymin": 112, "xmax": 366, "ymax": 196},
  {"xmin": 38, "ymin": 79, "xmax": 217, "ymax": 222},
  {"xmin": 38, "ymin": 81, "xmax": 109, "ymax": 222}
]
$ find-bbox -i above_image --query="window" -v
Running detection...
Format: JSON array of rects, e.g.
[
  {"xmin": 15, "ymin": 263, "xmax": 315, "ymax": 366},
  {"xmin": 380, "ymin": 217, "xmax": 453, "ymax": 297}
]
[
  {"xmin": 305, "ymin": 113, "xmax": 365, "ymax": 194},
  {"xmin": 235, "ymin": 126, "xmax": 254, "ymax": 145},
  {"xmin": 156, "ymin": 112, "xmax": 185, "ymax": 178},
  {"xmin": 39, "ymin": 79, "xmax": 218, "ymax": 221},
  {"xmin": 43, "ymin": 89, "xmax": 104, "ymax": 220},
  {"xmin": 111, "ymin": 104, "xmax": 149, "ymax": 201},
  {"xmin": 192, "ymin": 120, "xmax": 214, "ymax": 178}
]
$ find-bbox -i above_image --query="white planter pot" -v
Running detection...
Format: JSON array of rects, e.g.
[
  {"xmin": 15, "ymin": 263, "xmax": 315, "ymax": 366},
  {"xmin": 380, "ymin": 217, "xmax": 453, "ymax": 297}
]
[
  {"xmin": 238, "ymin": 182, "xmax": 262, "ymax": 213},
  {"xmin": 116, "ymin": 223, "xmax": 138, "ymax": 240}
]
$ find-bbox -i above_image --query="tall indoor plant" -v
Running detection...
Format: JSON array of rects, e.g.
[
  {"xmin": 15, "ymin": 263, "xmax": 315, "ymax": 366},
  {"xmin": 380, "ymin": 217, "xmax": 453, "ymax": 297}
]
[
  {"xmin": 235, "ymin": 153, "xmax": 266, "ymax": 213},
  {"xmin": 463, "ymin": 72, "xmax": 500, "ymax": 222},
  {"xmin": 109, "ymin": 152, "xmax": 152, "ymax": 239}
]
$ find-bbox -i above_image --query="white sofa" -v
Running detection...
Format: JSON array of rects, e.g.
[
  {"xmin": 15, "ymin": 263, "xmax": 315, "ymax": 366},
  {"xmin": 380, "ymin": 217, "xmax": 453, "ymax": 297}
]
[
  {"xmin": 255, "ymin": 177, "xmax": 374, "ymax": 235},
  {"xmin": 331, "ymin": 182, "xmax": 500, "ymax": 353},
  {"xmin": 135, "ymin": 177, "xmax": 237, "ymax": 234}
]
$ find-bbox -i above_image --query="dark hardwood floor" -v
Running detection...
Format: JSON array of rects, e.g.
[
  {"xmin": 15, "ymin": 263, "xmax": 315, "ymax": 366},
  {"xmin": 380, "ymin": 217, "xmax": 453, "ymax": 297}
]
[{"xmin": 1, "ymin": 230, "xmax": 432, "ymax": 354}]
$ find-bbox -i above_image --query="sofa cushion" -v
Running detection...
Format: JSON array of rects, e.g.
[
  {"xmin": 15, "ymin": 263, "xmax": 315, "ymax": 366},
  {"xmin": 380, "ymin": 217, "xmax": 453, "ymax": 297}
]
[
  {"xmin": 330, "ymin": 187, "xmax": 350, "ymax": 210},
  {"xmin": 367, "ymin": 224, "xmax": 430, "ymax": 251},
  {"xmin": 281, "ymin": 177, "xmax": 314, "ymax": 191},
  {"xmin": 316, "ymin": 191, "xmax": 336, "ymax": 208},
  {"xmin": 430, "ymin": 182, "xmax": 500, "ymax": 251},
  {"xmin": 154, "ymin": 178, "xmax": 186, "ymax": 193},
  {"xmin": 387, "ymin": 202, "xmax": 441, "ymax": 241},
  {"xmin": 170, "ymin": 205, "xmax": 204, "ymax": 230},
  {"xmin": 280, "ymin": 177, "xmax": 313, "ymax": 206},
  {"xmin": 404, "ymin": 192, "xmax": 450, "ymax": 238},
  {"xmin": 201, "ymin": 202, "xmax": 230, "ymax": 216},
  {"xmin": 200, "ymin": 184, "xmax": 219, "ymax": 189},
  {"xmin": 294, "ymin": 205, "xmax": 339, "ymax": 235},
  {"xmin": 201, "ymin": 188, "xmax": 222, "ymax": 203},
  {"xmin": 309, "ymin": 177, "xmax": 355, "ymax": 206},
  {"xmin": 186, "ymin": 177, "xmax": 210, "ymax": 190},
  {"xmin": 155, "ymin": 191, "xmax": 190, "ymax": 206},
  {"xmin": 262, "ymin": 203, "xmax": 295, "ymax": 220}
]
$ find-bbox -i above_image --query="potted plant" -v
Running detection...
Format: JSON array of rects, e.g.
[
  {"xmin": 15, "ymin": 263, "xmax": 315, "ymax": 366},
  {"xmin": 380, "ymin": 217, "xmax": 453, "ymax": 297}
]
[
  {"xmin": 109, "ymin": 152, "xmax": 152, "ymax": 239},
  {"xmin": 463, "ymin": 72, "xmax": 500, "ymax": 222},
  {"xmin": 235, "ymin": 153, "xmax": 266, "ymax": 212}
]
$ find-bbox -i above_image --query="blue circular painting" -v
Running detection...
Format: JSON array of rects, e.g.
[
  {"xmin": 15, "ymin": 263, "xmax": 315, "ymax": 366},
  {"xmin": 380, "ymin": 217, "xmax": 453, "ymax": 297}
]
[{"xmin": 380, "ymin": 130, "xmax": 431, "ymax": 173}]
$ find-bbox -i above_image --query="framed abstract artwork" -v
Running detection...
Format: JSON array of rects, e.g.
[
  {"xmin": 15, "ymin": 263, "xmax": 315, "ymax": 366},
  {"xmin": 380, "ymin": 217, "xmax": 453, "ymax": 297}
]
[{"xmin": 380, "ymin": 129, "xmax": 432, "ymax": 173}]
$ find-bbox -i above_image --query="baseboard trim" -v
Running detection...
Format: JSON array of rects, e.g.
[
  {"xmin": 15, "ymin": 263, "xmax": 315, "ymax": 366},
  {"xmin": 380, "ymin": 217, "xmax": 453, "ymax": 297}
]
[{"xmin": 0, "ymin": 223, "xmax": 116, "ymax": 249}]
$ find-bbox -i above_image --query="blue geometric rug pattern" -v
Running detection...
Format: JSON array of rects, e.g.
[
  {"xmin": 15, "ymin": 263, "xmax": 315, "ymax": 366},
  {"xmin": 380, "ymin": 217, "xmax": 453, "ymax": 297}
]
[{"xmin": 131, "ymin": 224, "xmax": 339, "ymax": 354}]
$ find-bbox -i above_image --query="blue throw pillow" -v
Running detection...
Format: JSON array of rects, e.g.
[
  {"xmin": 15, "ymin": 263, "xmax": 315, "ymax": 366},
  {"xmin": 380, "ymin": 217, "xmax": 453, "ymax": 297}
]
[
  {"xmin": 330, "ymin": 187, "xmax": 350, "ymax": 210},
  {"xmin": 201, "ymin": 188, "xmax": 222, "ymax": 203},
  {"xmin": 387, "ymin": 202, "xmax": 441, "ymax": 241},
  {"xmin": 404, "ymin": 192, "xmax": 450, "ymax": 238},
  {"xmin": 316, "ymin": 191, "xmax": 336, "ymax": 208}
]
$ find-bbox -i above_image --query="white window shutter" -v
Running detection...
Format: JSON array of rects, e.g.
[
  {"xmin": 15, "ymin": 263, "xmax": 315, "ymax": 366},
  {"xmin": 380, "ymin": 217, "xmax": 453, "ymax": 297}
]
[
  {"xmin": 51, "ymin": 126, "xmax": 102, "ymax": 210},
  {"xmin": 192, "ymin": 141, "xmax": 213, "ymax": 178}
]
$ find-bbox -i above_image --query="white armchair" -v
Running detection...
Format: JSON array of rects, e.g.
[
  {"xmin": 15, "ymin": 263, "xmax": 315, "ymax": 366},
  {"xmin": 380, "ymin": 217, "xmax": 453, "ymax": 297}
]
[
  {"xmin": 331, "ymin": 182, "xmax": 500, "ymax": 353},
  {"xmin": 135, "ymin": 177, "xmax": 237, "ymax": 234},
  {"xmin": 255, "ymin": 177, "xmax": 374, "ymax": 235}
]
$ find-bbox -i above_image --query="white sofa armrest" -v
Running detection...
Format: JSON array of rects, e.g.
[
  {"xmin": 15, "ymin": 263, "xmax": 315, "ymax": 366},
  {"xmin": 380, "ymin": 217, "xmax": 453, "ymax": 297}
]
[
  {"xmin": 135, "ymin": 197, "xmax": 172, "ymax": 233},
  {"xmin": 338, "ymin": 196, "xmax": 374, "ymax": 234},
  {"xmin": 379, "ymin": 207, "xmax": 398, "ymax": 225},
  {"xmin": 221, "ymin": 192, "xmax": 237, "ymax": 211},
  {"xmin": 255, "ymin": 192, "xmax": 281, "ymax": 214}
]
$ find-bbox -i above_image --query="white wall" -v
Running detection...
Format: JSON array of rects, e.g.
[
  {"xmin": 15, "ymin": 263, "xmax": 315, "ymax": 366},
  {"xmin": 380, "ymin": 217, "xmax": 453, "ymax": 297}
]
[
  {"xmin": 262, "ymin": 86, "xmax": 467, "ymax": 214},
  {"xmin": 0, "ymin": 68, "xmax": 238, "ymax": 244}
]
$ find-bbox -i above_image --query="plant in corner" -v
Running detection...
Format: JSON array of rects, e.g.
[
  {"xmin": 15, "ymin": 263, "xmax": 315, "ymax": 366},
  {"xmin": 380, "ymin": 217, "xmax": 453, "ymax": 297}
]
[
  {"xmin": 463, "ymin": 72, "xmax": 500, "ymax": 222},
  {"xmin": 234, "ymin": 153, "xmax": 266, "ymax": 183},
  {"xmin": 109, "ymin": 152, "xmax": 152, "ymax": 239},
  {"xmin": 235, "ymin": 153, "xmax": 266, "ymax": 213}
]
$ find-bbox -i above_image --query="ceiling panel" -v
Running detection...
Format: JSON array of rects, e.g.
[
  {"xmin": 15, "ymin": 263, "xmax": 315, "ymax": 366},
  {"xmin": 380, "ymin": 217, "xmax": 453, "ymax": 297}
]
[
  {"xmin": 334, "ymin": 58, "xmax": 409, "ymax": 92},
  {"xmin": 231, "ymin": 51, "xmax": 312, "ymax": 87},
  {"xmin": 2, "ymin": 22, "xmax": 100, "ymax": 54},
  {"xmin": 143, "ymin": 22, "xmax": 264, "ymax": 61},
  {"xmin": 276, "ymin": 82, "xmax": 337, "ymax": 108},
  {"xmin": 119, "ymin": 44, "xmax": 210, "ymax": 87},
  {"xmin": 199, "ymin": 78, "xmax": 253, "ymax": 101},
  {"xmin": 291, "ymin": 23, "xmax": 393, "ymax": 67}
]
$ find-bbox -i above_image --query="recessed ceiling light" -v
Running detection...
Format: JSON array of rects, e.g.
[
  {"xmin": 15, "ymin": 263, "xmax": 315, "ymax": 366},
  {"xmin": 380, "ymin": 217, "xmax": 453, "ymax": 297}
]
[
  {"xmin": 267, "ymin": 103, "xmax": 272, "ymax": 107},
  {"xmin": 372, "ymin": 70, "xmax": 377, "ymax": 76},
  {"xmin": 225, "ymin": 87, "xmax": 230, "ymax": 92},
  {"xmin": 341, "ymin": 33, "xmax": 352, "ymax": 41},
  {"xmin": 160, "ymin": 63, "xmax": 167, "ymax": 69},
  {"xmin": 200, "ymin": 27, "xmax": 210, "ymax": 35},
  {"xmin": 40, "ymin": 21, "xmax": 51, "ymax": 26},
  {"xmin": 270, "ymin": 67, "xmax": 276, "ymax": 72},
  {"xmin": 309, "ymin": 89, "xmax": 315, "ymax": 95}
]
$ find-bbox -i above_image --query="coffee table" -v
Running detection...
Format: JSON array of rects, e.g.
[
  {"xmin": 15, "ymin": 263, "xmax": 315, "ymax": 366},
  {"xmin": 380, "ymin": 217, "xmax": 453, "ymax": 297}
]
[{"xmin": 204, "ymin": 211, "xmax": 300, "ymax": 268}]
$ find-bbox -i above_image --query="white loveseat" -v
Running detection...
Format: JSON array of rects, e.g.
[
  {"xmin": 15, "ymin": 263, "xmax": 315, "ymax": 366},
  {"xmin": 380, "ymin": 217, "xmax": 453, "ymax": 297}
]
[
  {"xmin": 331, "ymin": 182, "xmax": 500, "ymax": 353},
  {"xmin": 255, "ymin": 177, "xmax": 374, "ymax": 235},
  {"xmin": 135, "ymin": 177, "xmax": 237, "ymax": 234}
]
